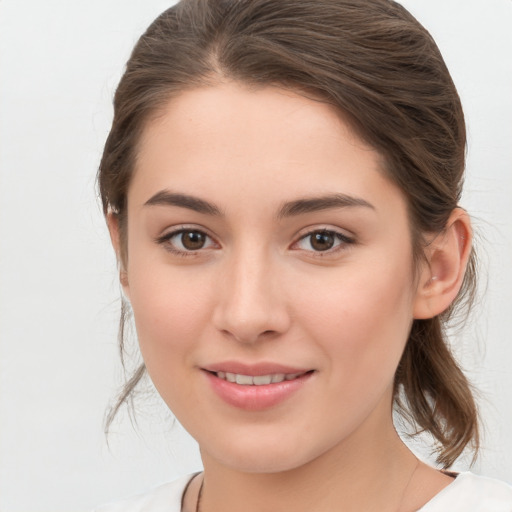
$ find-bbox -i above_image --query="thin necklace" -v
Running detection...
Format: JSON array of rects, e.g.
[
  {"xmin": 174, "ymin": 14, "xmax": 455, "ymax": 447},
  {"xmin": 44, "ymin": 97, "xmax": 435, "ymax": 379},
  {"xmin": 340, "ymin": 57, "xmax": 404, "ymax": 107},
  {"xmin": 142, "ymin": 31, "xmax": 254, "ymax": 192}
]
[
  {"xmin": 195, "ymin": 479, "xmax": 203, "ymax": 512},
  {"xmin": 396, "ymin": 457, "xmax": 420, "ymax": 512},
  {"xmin": 194, "ymin": 459, "xmax": 419, "ymax": 512}
]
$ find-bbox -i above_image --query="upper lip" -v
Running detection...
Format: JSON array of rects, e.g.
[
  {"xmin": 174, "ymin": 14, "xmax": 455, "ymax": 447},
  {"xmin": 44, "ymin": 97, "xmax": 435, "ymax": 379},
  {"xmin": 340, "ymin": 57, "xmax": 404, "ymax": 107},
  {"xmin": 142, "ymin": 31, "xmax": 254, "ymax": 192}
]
[{"xmin": 202, "ymin": 361, "xmax": 312, "ymax": 376}]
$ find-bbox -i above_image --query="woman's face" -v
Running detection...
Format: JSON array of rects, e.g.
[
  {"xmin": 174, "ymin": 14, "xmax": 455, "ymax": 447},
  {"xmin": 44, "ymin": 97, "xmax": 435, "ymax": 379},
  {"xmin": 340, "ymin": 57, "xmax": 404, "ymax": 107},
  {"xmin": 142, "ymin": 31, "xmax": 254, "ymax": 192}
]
[{"xmin": 121, "ymin": 83, "xmax": 426, "ymax": 473}]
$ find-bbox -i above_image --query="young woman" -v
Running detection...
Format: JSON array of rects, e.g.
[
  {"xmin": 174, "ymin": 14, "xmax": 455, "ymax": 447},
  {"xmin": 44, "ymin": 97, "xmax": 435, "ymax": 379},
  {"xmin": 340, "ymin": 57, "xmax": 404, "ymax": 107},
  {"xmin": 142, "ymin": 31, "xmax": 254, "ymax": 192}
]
[{"xmin": 95, "ymin": 0, "xmax": 512, "ymax": 510}]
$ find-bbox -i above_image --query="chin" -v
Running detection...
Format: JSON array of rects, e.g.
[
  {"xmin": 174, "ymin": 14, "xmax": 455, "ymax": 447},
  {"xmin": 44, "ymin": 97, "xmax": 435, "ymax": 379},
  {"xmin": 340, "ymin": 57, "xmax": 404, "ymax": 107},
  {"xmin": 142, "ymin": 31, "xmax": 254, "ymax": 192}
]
[
  {"xmin": 215, "ymin": 452, "xmax": 308, "ymax": 474},
  {"xmin": 200, "ymin": 432, "xmax": 332, "ymax": 475}
]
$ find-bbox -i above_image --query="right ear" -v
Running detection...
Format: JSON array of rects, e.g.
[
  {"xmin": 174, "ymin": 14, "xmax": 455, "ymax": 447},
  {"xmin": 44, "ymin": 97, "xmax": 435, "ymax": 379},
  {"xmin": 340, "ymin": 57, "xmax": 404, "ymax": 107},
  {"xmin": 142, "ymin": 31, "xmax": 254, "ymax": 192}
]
[{"xmin": 107, "ymin": 213, "xmax": 130, "ymax": 293}]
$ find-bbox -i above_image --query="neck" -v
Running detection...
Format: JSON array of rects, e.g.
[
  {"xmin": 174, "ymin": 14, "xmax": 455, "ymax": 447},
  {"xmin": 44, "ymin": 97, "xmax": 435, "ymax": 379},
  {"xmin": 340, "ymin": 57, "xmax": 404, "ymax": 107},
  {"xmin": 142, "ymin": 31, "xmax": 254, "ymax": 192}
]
[{"xmin": 198, "ymin": 418, "xmax": 417, "ymax": 512}]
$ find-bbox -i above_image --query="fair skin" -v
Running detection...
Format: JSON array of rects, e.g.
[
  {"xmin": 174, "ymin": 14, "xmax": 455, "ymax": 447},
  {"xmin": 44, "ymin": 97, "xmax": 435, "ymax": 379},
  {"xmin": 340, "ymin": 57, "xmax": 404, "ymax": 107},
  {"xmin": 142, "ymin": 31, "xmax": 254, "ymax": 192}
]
[{"xmin": 109, "ymin": 82, "xmax": 471, "ymax": 512}]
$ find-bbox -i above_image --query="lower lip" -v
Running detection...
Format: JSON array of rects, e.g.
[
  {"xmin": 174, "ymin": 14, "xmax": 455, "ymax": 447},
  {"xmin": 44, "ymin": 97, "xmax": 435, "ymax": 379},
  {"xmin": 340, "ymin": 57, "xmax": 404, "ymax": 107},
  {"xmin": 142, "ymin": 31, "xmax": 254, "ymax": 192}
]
[{"xmin": 203, "ymin": 371, "xmax": 313, "ymax": 411}]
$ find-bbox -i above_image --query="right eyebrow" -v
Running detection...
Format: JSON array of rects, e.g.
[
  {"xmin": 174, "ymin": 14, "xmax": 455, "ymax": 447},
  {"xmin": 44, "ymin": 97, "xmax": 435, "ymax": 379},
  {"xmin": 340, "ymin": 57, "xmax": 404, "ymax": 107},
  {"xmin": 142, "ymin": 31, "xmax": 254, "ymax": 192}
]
[
  {"xmin": 277, "ymin": 193, "xmax": 375, "ymax": 219},
  {"xmin": 143, "ymin": 190, "xmax": 223, "ymax": 216}
]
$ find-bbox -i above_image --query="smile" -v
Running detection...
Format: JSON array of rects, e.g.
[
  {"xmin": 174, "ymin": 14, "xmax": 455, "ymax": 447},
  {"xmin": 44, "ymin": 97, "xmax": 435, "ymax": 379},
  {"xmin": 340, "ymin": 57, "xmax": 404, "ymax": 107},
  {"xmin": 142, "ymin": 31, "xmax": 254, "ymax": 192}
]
[
  {"xmin": 214, "ymin": 371, "xmax": 306, "ymax": 385},
  {"xmin": 204, "ymin": 368, "xmax": 315, "ymax": 411}
]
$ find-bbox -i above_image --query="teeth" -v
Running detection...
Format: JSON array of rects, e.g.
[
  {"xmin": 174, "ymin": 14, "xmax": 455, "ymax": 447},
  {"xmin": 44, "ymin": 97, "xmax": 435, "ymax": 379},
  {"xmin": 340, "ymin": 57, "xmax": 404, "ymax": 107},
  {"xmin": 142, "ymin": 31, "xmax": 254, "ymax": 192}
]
[
  {"xmin": 235, "ymin": 374, "xmax": 254, "ymax": 385},
  {"xmin": 215, "ymin": 372, "xmax": 303, "ymax": 385},
  {"xmin": 253, "ymin": 375, "xmax": 272, "ymax": 385}
]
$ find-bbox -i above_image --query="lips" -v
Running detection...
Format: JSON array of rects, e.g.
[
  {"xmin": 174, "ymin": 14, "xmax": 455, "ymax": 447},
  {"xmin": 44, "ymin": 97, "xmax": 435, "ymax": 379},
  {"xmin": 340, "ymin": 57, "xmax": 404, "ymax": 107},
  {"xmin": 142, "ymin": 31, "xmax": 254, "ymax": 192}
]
[
  {"xmin": 214, "ymin": 371, "xmax": 305, "ymax": 385},
  {"xmin": 202, "ymin": 362, "xmax": 314, "ymax": 411}
]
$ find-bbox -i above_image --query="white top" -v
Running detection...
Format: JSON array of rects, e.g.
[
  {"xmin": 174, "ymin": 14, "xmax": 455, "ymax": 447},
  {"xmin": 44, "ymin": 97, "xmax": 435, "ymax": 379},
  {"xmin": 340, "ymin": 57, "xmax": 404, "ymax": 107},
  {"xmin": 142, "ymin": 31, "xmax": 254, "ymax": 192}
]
[{"xmin": 93, "ymin": 472, "xmax": 512, "ymax": 512}]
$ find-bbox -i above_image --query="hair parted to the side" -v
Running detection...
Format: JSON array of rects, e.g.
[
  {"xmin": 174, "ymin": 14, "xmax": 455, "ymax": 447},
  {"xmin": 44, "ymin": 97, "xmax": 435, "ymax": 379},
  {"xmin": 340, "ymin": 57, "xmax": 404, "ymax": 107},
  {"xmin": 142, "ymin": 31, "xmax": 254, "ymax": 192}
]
[{"xmin": 99, "ymin": 0, "xmax": 479, "ymax": 467}]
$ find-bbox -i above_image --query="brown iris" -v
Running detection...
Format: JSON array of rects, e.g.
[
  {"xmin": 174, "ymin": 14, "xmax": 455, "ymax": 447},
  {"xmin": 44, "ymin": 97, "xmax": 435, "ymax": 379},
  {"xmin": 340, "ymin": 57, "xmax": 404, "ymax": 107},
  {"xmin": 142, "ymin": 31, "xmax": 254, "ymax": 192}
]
[
  {"xmin": 181, "ymin": 231, "xmax": 207, "ymax": 250},
  {"xmin": 310, "ymin": 231, "xmax": 336, "ymax": 251}
]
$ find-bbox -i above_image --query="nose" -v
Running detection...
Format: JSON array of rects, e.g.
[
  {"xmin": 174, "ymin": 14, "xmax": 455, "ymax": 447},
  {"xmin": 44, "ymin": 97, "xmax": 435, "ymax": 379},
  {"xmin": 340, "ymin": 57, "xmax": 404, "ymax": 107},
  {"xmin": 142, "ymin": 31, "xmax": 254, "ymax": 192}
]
[{"xmin": 212, "ymin": 248, "xmax": 291, "ymax": 344}]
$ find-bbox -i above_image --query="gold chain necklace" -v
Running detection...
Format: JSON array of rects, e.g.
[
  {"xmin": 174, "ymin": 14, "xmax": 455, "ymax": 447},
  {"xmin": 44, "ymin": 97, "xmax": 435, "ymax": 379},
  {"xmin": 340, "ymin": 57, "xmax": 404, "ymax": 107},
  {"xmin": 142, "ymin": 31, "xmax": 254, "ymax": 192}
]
[{"xmin": 194, "ymin": 458, "xmax": 419, "ymax": 512}]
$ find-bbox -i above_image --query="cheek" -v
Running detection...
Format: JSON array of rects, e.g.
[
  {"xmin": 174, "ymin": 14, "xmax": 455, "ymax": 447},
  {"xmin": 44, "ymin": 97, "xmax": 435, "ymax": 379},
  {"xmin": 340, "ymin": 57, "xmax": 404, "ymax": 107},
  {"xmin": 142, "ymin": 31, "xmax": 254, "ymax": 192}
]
[
  {"xmin": 297, "ymin": 258, "xmax": 415, "ymax": 389},
  {"xmin": 126, "ymin": 258, "xmax": 213, "ymax": 375},
  {"xmin": 127, "ymin": 271, "xmax": 216, "ymax": 418}
]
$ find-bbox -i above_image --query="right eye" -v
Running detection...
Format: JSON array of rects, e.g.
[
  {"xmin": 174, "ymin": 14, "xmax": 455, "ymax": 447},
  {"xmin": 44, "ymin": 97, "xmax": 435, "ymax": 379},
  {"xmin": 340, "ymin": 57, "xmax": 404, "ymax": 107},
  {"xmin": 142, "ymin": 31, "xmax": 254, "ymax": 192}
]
[
  {"xmin": 292, "ymin": 228, "xmax": 354, "ymax": 254},
  {"xmin": 156, "ymin": 228, "xmax": 216, "ymax": 256}
]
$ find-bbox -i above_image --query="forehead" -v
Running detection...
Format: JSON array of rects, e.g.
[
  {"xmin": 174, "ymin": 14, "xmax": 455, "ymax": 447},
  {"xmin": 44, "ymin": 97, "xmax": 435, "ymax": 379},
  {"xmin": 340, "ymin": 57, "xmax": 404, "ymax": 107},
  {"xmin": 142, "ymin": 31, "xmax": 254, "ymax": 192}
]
[{"xmin": 131, "ymin": 82, "xmax": 404, "ymax": 215}]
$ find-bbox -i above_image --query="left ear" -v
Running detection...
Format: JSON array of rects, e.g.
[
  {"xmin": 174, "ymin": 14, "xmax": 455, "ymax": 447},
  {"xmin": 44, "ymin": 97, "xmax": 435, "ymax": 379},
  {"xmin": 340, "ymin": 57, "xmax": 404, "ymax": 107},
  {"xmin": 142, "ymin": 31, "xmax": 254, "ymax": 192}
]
[{"xmin": 413, "ymin": 208, "xmax": 472, "ymax": 319}]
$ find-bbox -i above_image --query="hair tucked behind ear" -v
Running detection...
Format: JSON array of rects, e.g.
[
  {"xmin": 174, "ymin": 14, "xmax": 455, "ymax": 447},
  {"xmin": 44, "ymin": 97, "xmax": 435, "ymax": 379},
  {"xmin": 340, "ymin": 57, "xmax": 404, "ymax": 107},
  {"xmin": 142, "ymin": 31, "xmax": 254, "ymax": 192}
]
[
  {"xmin": 395, "ymin": 318, "xmax": 479, "ymax": 467},
  {"xmin": 99, "ymin": 0, "xmax": 479, "ymax": 466},
  {"xmin": 394, "ymin": 235, "xmax": 479, "ymax": 467}
]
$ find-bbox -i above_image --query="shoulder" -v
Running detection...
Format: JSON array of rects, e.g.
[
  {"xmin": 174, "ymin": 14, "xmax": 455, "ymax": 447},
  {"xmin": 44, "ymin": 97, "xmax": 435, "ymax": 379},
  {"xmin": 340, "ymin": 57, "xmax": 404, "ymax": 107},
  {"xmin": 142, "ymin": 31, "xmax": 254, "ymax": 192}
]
[
  {"xmin": 92, "ymin": 474, "xmax": 194, "ymax": 512},
  {"xmin": 420, "ymin": 472, "xmax": 512, "ymax": 511}
]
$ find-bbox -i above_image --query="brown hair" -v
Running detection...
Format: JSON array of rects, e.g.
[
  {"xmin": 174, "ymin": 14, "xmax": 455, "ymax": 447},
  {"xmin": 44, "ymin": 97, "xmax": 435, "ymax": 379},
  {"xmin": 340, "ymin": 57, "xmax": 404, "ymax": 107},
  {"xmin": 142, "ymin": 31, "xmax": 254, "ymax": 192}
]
[{"xmin": 99, "ymin": 0, "xmax": 479, "ymax": 467}]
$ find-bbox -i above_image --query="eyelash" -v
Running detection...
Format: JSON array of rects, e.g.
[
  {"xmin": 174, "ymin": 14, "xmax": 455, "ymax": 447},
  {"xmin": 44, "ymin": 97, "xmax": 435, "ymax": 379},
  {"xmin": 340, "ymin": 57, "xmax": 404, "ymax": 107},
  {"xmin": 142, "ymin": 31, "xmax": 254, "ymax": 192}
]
[
  {"xmin": 155, "ymin": 227, "xmax": 217, "ymax": 258},
  {"xmin": 293, "ymin": 229, "xmax": 355, "ymax": 255},
  {"xmin": 155, "ymin": 227, "xmax": 355, "ymax": 257}
]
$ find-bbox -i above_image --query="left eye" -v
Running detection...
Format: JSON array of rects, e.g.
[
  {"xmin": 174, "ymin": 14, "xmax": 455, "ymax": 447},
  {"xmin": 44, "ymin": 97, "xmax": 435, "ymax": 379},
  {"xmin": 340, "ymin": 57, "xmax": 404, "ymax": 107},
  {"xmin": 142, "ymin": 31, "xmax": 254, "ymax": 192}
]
[
  {"xmin": 294, "ymin": 230, "xmax": 352, "ymax": 252},
  {"xmin": 158, "ymin": 229, "xmax": 215, "ymax": 253}
]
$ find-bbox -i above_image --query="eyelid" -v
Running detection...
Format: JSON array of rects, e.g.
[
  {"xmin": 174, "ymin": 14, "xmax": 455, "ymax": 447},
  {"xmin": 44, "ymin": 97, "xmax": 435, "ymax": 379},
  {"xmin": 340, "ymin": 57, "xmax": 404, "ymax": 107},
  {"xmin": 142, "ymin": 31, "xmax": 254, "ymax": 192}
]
[
  {"xmin": 290, "ymin": 226, "xmax": 355, "ymax": 253},
  {"xmin": 155, "ymin": 225, "xmax": 220, "ymax": 256},
  {"xmin": 154, "ymin": 224, "xmax": 354, "ymax": 257},
  {"xmin": 292, "ymin": 224, "xmax": 355, "ymax": 242}
]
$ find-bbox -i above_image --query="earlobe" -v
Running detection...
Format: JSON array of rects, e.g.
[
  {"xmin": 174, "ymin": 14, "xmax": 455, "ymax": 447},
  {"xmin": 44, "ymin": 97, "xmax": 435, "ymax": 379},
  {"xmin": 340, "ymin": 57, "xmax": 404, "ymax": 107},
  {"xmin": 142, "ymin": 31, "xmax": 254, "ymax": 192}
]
[
  {"xmin": 107, "ymin": 213, "xmax": 130, "ymax": 295},
  {"xmin": 413, "ymin": 209, "xmax": 472, "ymax": 320}
]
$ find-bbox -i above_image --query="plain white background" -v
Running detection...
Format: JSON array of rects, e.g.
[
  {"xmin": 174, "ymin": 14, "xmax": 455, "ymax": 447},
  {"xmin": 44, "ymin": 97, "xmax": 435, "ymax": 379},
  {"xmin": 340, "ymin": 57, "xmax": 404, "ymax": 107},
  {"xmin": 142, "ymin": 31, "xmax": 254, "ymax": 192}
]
[{"xmin": 0, "ymin": 1, "xmax": 511, "ymax": 511}]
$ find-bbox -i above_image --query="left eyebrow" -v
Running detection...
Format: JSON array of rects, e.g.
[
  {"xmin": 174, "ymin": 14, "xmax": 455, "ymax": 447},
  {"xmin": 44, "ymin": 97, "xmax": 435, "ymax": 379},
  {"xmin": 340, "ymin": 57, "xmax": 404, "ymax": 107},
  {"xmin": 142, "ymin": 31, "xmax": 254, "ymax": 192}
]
[
  {"xmin": 143, "ymin": 190, "xmax": 223, "ymax": 216},
  {"xmin": 277, "ymin": 193, "xmax": 375, "ymax": 219}
]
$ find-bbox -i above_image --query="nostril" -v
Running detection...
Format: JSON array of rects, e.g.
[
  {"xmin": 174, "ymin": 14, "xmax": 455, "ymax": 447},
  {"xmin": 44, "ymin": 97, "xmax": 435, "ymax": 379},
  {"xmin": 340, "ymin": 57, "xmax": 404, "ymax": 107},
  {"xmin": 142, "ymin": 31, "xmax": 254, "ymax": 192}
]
[{"xmin": 212, "ymin": 286, "xmax": 291, "ymax": 343}]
